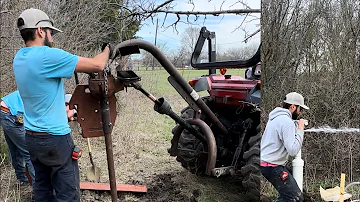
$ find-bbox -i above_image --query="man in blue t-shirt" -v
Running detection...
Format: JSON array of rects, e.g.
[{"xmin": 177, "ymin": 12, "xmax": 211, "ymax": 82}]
[
  {"xmin": 13, "ymin": 8, "xmax": 111, "ymax": 202},
  {"xmin": 1, "ymin": 91, "xmax": 35, "ymax": 186}
]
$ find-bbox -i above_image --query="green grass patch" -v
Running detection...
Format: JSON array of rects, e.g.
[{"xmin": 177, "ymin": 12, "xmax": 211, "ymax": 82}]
[
  {"xmin": 134, "ymin": 68, "xmax": 246, "ymax": 96},
  {"xmin": 157, "ymin": 116, "xmax": 176, "ymax": 142}
]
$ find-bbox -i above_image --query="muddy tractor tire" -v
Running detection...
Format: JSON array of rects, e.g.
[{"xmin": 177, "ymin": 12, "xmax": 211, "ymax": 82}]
[
  {"xmin": 170, "ymin": 97, "xmax": 261, "ymax": 201},
  {"xmin": 170, "ymin": 98, "xmax": 211, "ymax": 175},
  {"xmin": 240, "ymin": 127, "xmax": 261, "ymax": 201},
  {"xmin": 172, "ymin": 125, "xmax": 207, "ymax": 174}
]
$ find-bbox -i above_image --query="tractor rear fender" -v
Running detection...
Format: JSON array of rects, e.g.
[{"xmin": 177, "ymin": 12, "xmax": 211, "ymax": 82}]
[
  {"xmin": 245, "ymin": 82, "xmax": 261, "ymax": 105},
  {"xmin": 189, "ymin": 77, "xmax": 211, "ymax": 92}
]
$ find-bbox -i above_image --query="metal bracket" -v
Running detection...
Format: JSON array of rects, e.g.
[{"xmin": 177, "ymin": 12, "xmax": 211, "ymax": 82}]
[
  {"xmin": 69, "ymin": 85, "xmax": 117, "ymax": 138},
  {"xmin": 168, "ymin": 76, "xmax": 201, "ymax": 114},
  {"xmin": 212, "ymin": 166, "xmax": 235, "ymax": 177}
]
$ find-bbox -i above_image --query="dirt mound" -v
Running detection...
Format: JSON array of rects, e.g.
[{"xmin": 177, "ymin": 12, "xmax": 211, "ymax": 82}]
[
  {"xmin": 135, "ymin": 173, "xmax": 196, "ymax": 202},
  {"xmin": 81, "ymin": 172, "xmax": 202, "ymax": 202}
]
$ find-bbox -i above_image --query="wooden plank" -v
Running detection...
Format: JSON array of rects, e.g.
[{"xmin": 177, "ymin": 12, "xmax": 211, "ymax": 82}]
[
  {"xmin": 339, "ymin": 173, "xmax": 345, "ymax": 202},
  {"xmin": 80, "ymin": 182, "xmax": 147, "ymax": 193}
]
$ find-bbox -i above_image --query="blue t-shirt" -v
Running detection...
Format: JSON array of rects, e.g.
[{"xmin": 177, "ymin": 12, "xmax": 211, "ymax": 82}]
[
  {"xmin": 13, "ymin": 46, "xmax": 79, "ymax": 135},
  {"xmin": 1, "ymin": 90, "xmax": 24, "ymax": 116}
]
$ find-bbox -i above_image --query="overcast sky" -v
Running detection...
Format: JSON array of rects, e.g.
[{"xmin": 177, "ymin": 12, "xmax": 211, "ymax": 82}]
[{"xmin": 135, "ymin": 0, "xmax": 261, "ymax": 52}]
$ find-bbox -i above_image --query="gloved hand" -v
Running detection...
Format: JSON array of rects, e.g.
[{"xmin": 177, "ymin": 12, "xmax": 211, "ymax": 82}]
[
  {"xmin": 103, "ymin": 43, "xmax": 121, "ymax": 60},
  {"xmin": 102, "ymin": 43, "xmax": 114, "ymax": 60}
]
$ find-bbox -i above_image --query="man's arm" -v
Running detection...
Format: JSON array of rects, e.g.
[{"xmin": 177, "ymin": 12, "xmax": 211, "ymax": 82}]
[
  {"xmin": 75, "ymin": 46, "xmax": 110, "ymax": 73},
  {"xmin": 282, "ymin": 124, "xmax": 304, "ymax": 156}
]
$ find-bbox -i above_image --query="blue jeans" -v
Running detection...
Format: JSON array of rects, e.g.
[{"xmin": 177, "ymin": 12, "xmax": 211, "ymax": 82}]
[
  {"xmin": 261, "ymin": 165, "xmax": 303, "ymax": 202},
  {"xmin": 26, "ymin": 132, "xmax": 80, "ymax": 202},
  {"xmin": 0, "ymin": 110, "xmax": 35, "ymax": 184}
]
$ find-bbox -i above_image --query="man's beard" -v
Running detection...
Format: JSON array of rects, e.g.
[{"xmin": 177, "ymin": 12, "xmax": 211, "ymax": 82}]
[
  {"xmin": 292, "ymin": 111, "xmax": 300, "ymax": 120},
  {"xmin": 43, "ymin": 32, "xmax": 52, "ymax": 47}
]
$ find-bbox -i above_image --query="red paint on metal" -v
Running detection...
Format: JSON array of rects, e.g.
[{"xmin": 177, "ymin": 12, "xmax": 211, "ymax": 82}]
[{"xmin": 204, "ymin": 75, "xmax": 258, "ymax": 104}]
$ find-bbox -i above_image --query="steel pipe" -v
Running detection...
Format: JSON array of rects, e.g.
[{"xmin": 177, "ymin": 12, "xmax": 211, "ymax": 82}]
[
  {"xmin": 113, "ymin": 40, "xmax": 228, "ymax": 135},
  {"xmin": 100, "ymin": 98, "xmax": 117, "ymax": 201}
]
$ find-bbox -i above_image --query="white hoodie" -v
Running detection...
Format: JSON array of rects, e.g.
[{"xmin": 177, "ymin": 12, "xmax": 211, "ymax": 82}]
[{"xmin": 260, "ymin": 107, "xmax": 304, "ymax": 165}]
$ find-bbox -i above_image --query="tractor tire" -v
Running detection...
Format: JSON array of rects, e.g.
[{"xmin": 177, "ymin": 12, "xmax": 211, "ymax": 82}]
[
  {"xmin": 240, "ymin": 127, "xmax": 261, "ymax": 201},
  {"xmin": 170, "ymin": 97, "xmax": 211, "ymax": 175}
]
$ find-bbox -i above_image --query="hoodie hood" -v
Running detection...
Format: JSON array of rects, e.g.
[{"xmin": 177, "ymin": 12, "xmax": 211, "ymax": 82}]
[{"xmin": 269, "ymin": 107, "xmax": 292, "ymax": 121}]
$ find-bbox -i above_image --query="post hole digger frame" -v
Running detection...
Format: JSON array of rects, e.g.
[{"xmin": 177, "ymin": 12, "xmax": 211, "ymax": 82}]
[{"xmin": 69, "ymin": 36, "xmax": 260, "ymax": 201}]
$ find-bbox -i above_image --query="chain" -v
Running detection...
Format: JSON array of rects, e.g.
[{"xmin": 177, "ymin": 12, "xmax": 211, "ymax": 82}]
[{"xmin": 104, "ymin": 62, "xmax": 110, "ymax": 96}]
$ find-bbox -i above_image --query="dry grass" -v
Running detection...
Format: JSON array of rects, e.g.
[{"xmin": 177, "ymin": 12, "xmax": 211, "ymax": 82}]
[
  {"xmin": 0, "ymin": 131, "xmax": 33, "ymax": 202},
  {"xmin": 72, "ymin": 89, "xmax": 186, "ymax": 182}
]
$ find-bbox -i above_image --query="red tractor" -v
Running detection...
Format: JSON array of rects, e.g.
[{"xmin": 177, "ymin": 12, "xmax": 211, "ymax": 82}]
[
  {"xmin": 168, "ymin": 27, "xmax": 261, "ymax": 200},
  {"xmin": 69, "ymin": 27, "xmax": 260, "ymax": 201}
]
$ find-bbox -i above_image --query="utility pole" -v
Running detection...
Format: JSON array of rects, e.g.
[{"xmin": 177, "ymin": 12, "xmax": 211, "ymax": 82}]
[{"xmin": 152, "ymin": 18, "xmax": 159, "ymax": 70}]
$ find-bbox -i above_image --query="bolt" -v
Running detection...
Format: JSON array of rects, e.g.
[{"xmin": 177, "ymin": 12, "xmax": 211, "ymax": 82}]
[
  {"xmin": 95, "ymin": 109, "xmax": 98, "ymax": 113},
  {"xmin": 81, "ymin": 118, "xmax": 85, "ymax": 121}
]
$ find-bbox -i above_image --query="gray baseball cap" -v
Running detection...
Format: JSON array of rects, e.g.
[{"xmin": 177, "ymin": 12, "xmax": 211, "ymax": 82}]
[
  {"xmin": 284, "ymin": 92, "xmax": 309, "ymax": 110},
  {"xmin": 18, "ymin": 8, "xmax": 62, "ymax": 34}
]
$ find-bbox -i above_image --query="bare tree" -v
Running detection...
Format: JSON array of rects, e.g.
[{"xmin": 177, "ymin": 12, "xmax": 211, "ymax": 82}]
[
  {"xmin": 262, "ymin": 0, "xmax": 360, "ymax": 127},
  {"xmin": 167, "ymin": 47, "xmax": 187, "ymax": 68},
  {"xmin": 261, "ymin": 0, "xmax": 360, "ymax": 198},
  {"xmin": 217, "ymin": 45, "xmax": 258, "ymax": 61},
  {"xmin": 179, "ymin": 26, "xmax": 200, "ymax": 63},
  {"xmin": 124, "ymin": 0, "xmax": 260, "ymax": 35},
  {"xmin": 125, "ymin": 0, "xmax": 261, "ymax": 70},
  {"xmin": 140, "ymin": 42, "xmax": 169, "ymax": 69},
  {"xmin": 0, "ymin": 0, "xmax": 140, "ymax": 94}
]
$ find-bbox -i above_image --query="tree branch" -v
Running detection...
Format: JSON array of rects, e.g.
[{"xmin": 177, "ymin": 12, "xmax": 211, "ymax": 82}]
[
  {"xmin": 145, "ymin": 0, "xmax": 174, "ymax": 18},
  {"xmin": 131, "ymin": 9, "xmax": 261, "ymax": 18},
  {"xmin": 243, "ymin": 29, "xmax": 260, "ymax": 43}
]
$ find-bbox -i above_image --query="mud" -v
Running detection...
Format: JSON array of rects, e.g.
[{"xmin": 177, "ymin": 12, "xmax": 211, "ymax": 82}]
[
  {"xmin": 80, "ymin": 173, "xmax": 203, "ymax": 202},
  {"xmin": 79, "ymin": 170, "xmax": 250, "ymax": 202},
  {"xmin": 135, "ymin": 173, "xmax": 197, "ymax": 202}
]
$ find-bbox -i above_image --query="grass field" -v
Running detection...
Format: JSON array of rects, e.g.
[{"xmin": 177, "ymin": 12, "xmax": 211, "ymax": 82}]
[{"xmin": 133, "ymin": 68, "xmax": 246, "ymax": 95}]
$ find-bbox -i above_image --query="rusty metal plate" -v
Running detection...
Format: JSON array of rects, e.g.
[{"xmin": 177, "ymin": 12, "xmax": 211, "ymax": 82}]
[{"xmin": 69, "ymin": 85, "xmax": 117, "ymax": 138}]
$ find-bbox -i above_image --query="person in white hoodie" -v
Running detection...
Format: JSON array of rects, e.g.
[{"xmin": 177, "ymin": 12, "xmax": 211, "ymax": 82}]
[{"xmin": 260, "ymin": 92, "xmax": 309, "ymax": 202}]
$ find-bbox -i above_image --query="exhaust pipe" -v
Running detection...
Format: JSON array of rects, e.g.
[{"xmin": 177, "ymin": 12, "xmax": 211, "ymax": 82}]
[{"xmin": 172, "ymin": 119, "xmax": 217, "ymax": 176}]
